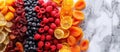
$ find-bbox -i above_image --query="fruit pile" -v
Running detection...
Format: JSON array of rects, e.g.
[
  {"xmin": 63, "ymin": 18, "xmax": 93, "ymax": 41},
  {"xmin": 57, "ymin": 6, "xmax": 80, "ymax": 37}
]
[{"xmin": 0, "ymin": 0, "xmax": 89, "ymax": 52}]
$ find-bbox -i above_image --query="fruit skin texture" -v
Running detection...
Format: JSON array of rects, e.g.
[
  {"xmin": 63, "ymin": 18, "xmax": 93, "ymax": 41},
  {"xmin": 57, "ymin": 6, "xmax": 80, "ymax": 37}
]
[
  {"xmin": 67, "ymin": 35, "xmax": 76, "ymax": 46},
  {"xmin": 79, "ymin": 39, "xmax": 89, "ymax": 51},
  {"xmin": 74, "ymin": 0, "xmax": 86, "ymax": 10},
  {"xmin": 69, "ymin": 26, "xmax": 82, "ymax": 37},
  {"xmin": 38, "ymin": 41, "xmax": 44, "ymax": 48},
  {"xmin": 34, "ymin": 33, "xmax": 41, "ymax": 40},
  {"xmin": 70, "ymin": 45, "xmax": 80, "ymax": 52}
]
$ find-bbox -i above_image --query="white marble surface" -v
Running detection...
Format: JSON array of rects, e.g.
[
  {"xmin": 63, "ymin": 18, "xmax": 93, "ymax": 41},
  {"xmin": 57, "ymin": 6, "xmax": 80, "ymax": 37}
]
[{"xmin": 81, "ymin": 0, "xmax": 120, "ymax": 52}]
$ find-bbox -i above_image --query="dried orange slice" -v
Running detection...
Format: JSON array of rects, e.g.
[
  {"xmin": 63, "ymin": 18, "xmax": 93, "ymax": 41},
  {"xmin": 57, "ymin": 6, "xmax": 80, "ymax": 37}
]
[
  {"xmin": 54, "ymin": 28, "xmax": 64, "ymax": 39},
  {"xmin": 60, "ymin": 16, "xmax": 72, "ymax": 29},
  {"xmin": 74, "ymin": 0, "xmax": 86, "ymax": 10},
  {"xmin": 79, "ymin": 39, "xmax": 89, "ymax": 51},
  {"xmin": 73, "ymin": 10, "xmax": 84, "ymax": 21}
]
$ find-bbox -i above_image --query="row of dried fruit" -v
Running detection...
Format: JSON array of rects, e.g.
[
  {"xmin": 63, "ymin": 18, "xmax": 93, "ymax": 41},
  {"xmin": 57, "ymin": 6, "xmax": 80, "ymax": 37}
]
[
  {"xmin": 0, "ymin": 0, "xmax": 89, "ymax": 52},
  {"xmin": 52, "ymin": 0, "xmax": 89, "ymax": 52}
]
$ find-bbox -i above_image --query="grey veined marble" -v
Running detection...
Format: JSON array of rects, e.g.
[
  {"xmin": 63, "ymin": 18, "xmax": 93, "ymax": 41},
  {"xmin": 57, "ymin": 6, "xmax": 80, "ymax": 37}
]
[{"xmin": 81, "ymin": 0, "xmax": 120, "ymax": 52}]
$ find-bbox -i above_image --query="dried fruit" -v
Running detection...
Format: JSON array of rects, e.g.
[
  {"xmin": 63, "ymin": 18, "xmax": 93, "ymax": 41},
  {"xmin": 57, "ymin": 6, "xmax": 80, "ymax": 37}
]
[
  {"xmin": 70, "ymin": 45, "xmax": 80, "ymax": 52},
  {"xmin": 0, "ymin": 6, "xmax": 8, "ymax": 15},
  {"xmin": 5, "ymin": 12, "xmax": 14, "ymax": 21},
  {"xmin": 16, "ymin": 42, "xmax": 24, "ymax": 52},
  {"xmin": 54, "ymin": 28, "xmax": 64, "ymax": 39},
  {"xmin": 8, "ymin": 6, "xmax": 15, "ymax": 13},
  {"xmin": 79, "ymin": 39, "xmax": 89, "ymax": 51},
  {"xmin": 34, "ymin": 33, "xmax": 41, "ymax": 40},
  {"xmin": 74, "ymin": 0, "xmax": 86, "ymax": 10},
  {"xmin": 73, "ymin": 10, "xmax": 84, "ymax": 21},
  {"xmin": 0, "ymin": 32, "xmax": 6, "ymax": 43},
  {"xmin": 67, "ymin": 35, "xmax": 76, "ymax": 46}
]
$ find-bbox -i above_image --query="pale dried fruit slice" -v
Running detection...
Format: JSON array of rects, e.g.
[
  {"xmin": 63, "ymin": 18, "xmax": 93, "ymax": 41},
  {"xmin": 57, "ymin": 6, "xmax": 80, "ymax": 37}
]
[
  {"xmin": 54, "ymin": 28, "xmax": 64, "ymax": 39},
  {"xmin": 4, "ymin": 27, "xmax": 11, "ymax": 32},
  {"xmin": 5, "ymin": 22, "xmax": 13, "ymax": 27},
  {"xmin": 0, "ymin": 26, "xmax": 3, "ymax": 32},
  {"xmin": 0, "ymin": 32, "xmax": 6, "ymax": 43},
  {"xmin": 0, "ymin": 21, "xmax": 7, "ymax": 26},
  {"xmin": 60, "ymin": 16, "xmax": 72, "ymax": 29},
  {"xmin": 0, "ymin": 13, "xmax": 5, "ymax": 20},
  {"xmin": 0, "ymin": 43, "xmax": 6, "ymax": 51},
  {"xmin": 59, "ymin": 43, "xmax": 71, "ymax": 52},
  {"xmin": 3, "ymin": 36, "xmax": 9, "ymax": 45},
  {"xmin": 2, "ymin": 30, "xmax": 8, "ymax": 37}
]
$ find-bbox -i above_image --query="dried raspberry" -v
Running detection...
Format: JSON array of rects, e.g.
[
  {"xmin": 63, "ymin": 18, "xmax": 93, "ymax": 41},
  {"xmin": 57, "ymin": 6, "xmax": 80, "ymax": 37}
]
[
  {"xmin": 43, "ymin": 17, "xmax": 49, "ymax": 23},
  {"xmin": 38, "ymin": 28, "xmax": 44, "ymax": 33},
  {"xmin": 48, "ymin": 17, "xmax": 54, "ymax": 22},
  {"xmin": 40, "ymin": 21, "xmax": 45, "ymax": 27},
  {"xmin": 45, "ymin": 42, "xmax": 51, "ymax": 48},
  {"xmin": 51, "ymin": 11, "xmax": 56, "ymax": 17},
  {"xmin": 38, "ymin": 41, "xmax": 44, "ymax": 48},
  {"xmin": 38, "ymin": 0, "xmax": 44, "ymax": 5},
  {"xmin": 34, "ymin": 33, "xmax": 41, "ymax": 40},
  {"xmin": 52, "ymin": 2, "xmax": 57, "ymax": 7},
  {"xmin": 48, "ymin": 29, "xmax": 54, "ymax": 35},
  {"xmin": 46, "ymin": 6, "xmax": 53, "ymax": 12},
  {"xmin": 55, "ymin": 18, "xmax": 60, "ymax": 25},
  {"xmin": 53, "ymin": 39, "xmax": 58, "ymax": 45},
  {"xmin": 41, "ymin": 34, "xmax": 45, "ymax": 41},
  {"xmin": 50, "ymin": 23, "xmax": 56, "ymax": 29},
  {"xmin": 40, "ymin": 8, "xmax": 46, "ymax": 13},
  {"xmin": 44, "ymin": 26, "xmax": 49, "ymax": 31},
  {"xmin": 46, "ymin": 35, "xmax": 52, "ymax": 40},
  {"xmin": 35, "ymin": 6, "xmax": 40, "ymax": 12},
  {"xmin": 37, "ymin": 12, "xmax": 42, "ymax": 18},
  {"xmin": 50, "ymin": 45, "xmax": 56, "ymax": 51},
  {"xmin": 57, "ymin": 44, "xmax": 63, "ymax": 49}
]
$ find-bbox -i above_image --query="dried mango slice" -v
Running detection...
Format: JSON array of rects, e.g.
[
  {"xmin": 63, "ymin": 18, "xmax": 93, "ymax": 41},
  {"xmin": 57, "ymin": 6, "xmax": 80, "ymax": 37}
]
[
  {"xmin": 0, "ymin": 32, "xmax": 6, "ymax": 43},
  {"xmin": 54, "ymin": 28, "xmax": 64, "ymax": 39},
  {"xmin": 60, "ymin": 16, "xmax": 72, "ymax": 29},
  {"xmin": 73, "ymin": 10, "xmax": 84, "ymax": 21},
  {"xmin": 74, "ymin": 0, "xmax": 86, "ymax": 10}
]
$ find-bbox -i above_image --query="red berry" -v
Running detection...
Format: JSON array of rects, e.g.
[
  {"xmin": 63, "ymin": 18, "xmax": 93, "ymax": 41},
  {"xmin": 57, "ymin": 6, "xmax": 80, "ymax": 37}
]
[
  {"xmin": 48, "ymin": 29, "xmax": 54, "ymax": 35},
  {"xmin": 37, "ymin": 12, "xmax": 42, "ymax": 18},
  {"xmin": 57, "ymin": 44, "xmax": 63, "ymax": 49},
  {"xmin": 44, "ymin": 26, "xmax": 49, "ymax": 31},
  {"xmin": 46, "ymin": 6, "xmax": 53, "ymax": 12},
  {"xmin": 48, "ymin": 17, "xmax": 54, "ymax": 22},
  {"xmin": 46, "ymin": 1, "xmax": 52, "ymax": 6},
  {"xmin": 55, "ymin": 18, "xmax": 60, "ymax": 25},
  {"xmin": 34, "ymin": 6, "xmax": 40, "ymax": 12},
  {"xmin": 34, "ymin": 33, "xmax": 41, "ymax": 40},
  {"xmin": 38, "ymin": 41, "xmax": 44, "ymax": 48},
  {"xmin": 52, "ymin": 2, "xmax": 57, "ymax": 7},
  {"xmin": 55, "ymin": 13, "xmax": 60, "ymax": 18},
  {"xmin": 42, "ymin": 3, "xmax": 47, "ymax": 7},
  {"xmin": 38, "ymin": 28, "xmax": 44, "ymax": 33},
  {"xmin": 43, "ymin": 17, "xmax": 49, "ymax": 23},
  {"xmin": 53, "ymin": 39, "xmax": 58, "ymax": 45},
  {"xmin": 41, "ymin": 34, "xmax": 45, "ymax": 41},
  {"xmin": 51, "ymin": 11, "xmax": 56, "ymax": 17},
  {"xmin": 50, "ymin": 45, "xmax": 56, "ymax": 51},
  {"xmin": 40, "ymin": 21, "xmax": 45, "ymax": 27},
  {"xmin": 40, "ymin": 8, "xmax": 46, "ymax": 13},
  {"xmin": 45, "ymin": 42, "xmax": 51, "ymax": 48},
  {"xmin": 38, "ymin": 0, "xmax": 44, "ymax": 5},
  {"xmin": 46, "ymin": 35, "xmax": 52, "ymax": 40},
  {"xmin": 50, "ymin": 23, "xmax": 56, "ymax": 29}
]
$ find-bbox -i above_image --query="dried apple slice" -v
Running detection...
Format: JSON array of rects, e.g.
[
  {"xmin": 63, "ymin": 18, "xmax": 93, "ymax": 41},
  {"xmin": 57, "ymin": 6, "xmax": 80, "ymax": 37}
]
[{"xmin": 0, "ymin": 32, "xmax": 6, "ymax": 43}]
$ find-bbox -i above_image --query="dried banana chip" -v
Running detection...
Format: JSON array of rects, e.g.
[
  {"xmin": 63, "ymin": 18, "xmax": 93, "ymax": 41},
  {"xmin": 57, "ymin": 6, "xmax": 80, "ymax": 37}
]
[
  {"xmin": 0, "ymin": 13, "xmax": 5, "ymax": 21},
  {"xmin": 0, "ymin": 26, "xmax": 3, "ymax": 32},
  {"xmin": 0, "ymin": 21, "xmax": 7, "ymax": 26},
  {"xmin": 3, "ymin": 36, "xmax": 9, "ymax": 45},
  {"xmin": 4, "ymin": 27, "xmax": 11, "ymax": 32},
  {"xmin": 0, "ymin": 32, "xmax": 6, "ymax": 43},
  {"xmin": 5, "ymin": 22, "xmax": 13, "ymax": 27}
]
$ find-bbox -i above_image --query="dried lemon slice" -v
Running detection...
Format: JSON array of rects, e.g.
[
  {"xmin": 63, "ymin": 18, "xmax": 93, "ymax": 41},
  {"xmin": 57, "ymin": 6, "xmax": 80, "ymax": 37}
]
[
  {"xmin": 60, "ymin": 16, "xmax": 72, "ymax": 29},
  {"xmin": 0, "ymin": 32, "xmax": 6, "ymax": 43},
  {"xmin": 54, "ymin": 28, "xmax": 64, "ymax": 39},
  {"xmin": 3, "ymin": 36, "xmax": 9, "ymax": 45}
]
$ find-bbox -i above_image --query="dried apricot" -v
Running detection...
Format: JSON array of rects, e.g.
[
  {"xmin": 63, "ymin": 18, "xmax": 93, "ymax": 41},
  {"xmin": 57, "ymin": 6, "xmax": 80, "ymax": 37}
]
[
  {"xmin": 79, "ymin": 39, "xmax": 89, "ymax": 51},
  {"xmin": 5, "ymin": 12, "xmax": 14, "ymax": 21},
  {"xmin": 67, "ymin": 35, "xmax": 76, "ymax": 46},
  {"xmin": 73, "ymin": 10, "xmax": 84, "ymax": 21},
  {"xmin": 71, "ymin": 45, "xmax": 80, "ymax": 52},
  {"xmin": 74, "ymin": 0, "xmax": 86, "ymax": 10},
  {"xmin": 0, "ymin": 6, "xmax": 8, "ymax": 15},
  {"xmin": 8, "ymin": 6, "xmax": 15, "ymax": 13},
  {"xmin": 69, "ymin": 26, "xmax": 82, "ymax": 37}
]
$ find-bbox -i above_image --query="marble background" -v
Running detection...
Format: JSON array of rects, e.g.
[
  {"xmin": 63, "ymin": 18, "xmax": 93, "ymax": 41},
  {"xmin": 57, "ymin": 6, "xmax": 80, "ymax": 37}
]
[{"xmin": 81, "ymin": 0, "xmax": 120, "ymax": 52}]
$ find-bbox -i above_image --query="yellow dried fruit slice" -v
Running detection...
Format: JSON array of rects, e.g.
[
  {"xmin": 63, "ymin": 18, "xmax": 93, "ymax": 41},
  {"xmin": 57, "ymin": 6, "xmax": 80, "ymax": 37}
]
[
  {"xmin": 59, "ymin": 44, "xmax": 71, "ymax": 52},
  {"xmin": 4, "ymin": 27, "xmax": 11, "ymax": 32},
  {"xmin": 54, "ymin": 28, "xmax": 64, "ymax": 39},
  {"xmin": 3, "ymin": 36, "xmax": 9, "ymax": 45},
  {"xmin": 60, "ymin": 16, "xmax": 72, "ymax": 29},
  {"xmin": 0, "ymin": 26, "xmax": 3, "ymax": 32},
  {"xmin": 5, "ymin": 22, "xmax": 13, "ymax": 27},
  {"xmin": 0, "ymin": 32, "xmax": 6, "ymax": 43},
  {"xmin": 0, "ymin": 21, "xmax": 7, "ymax": 26},
  {"xmin": 63, "ymin": 29, "xmax": 70, "ymax": 38}
]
